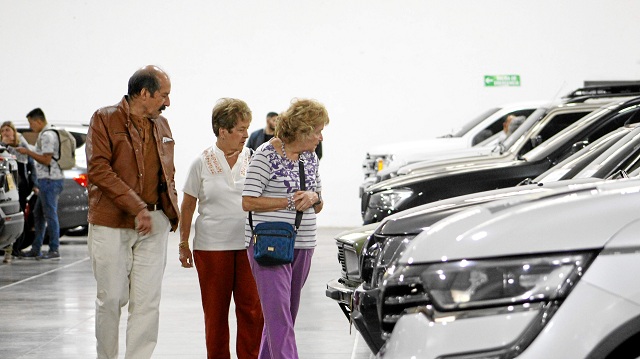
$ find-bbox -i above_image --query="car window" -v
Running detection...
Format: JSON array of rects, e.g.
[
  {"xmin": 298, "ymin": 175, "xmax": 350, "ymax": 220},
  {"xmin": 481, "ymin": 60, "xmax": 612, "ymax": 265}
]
[
  {"xmin": 545, "ymin": 107, "xmax": 640, "ymax": 165},
  {"xmin": 502, "ymin": 108, "xmax": 548, "ymax": 150},
  {"xmin": 575, "ymin": 130, "xmax": 640, "ymax": 179},
  {"xmin": 71, "ymin": 131, "xmax": 86, "ymax": 148},
  {"xmin": 450, "ymin": 108, "xmax": 500, "ymax": 137},
  {"xmin": 471, "ymin": 109, "xmax": 538, "ymax": 146},
  {"xmin": 517, "ymin": 111, "xmax": 593, "ymax": 156},
  {"xmin": 533, "ymin": 128, "xmax": 629, "ymax": 182}
]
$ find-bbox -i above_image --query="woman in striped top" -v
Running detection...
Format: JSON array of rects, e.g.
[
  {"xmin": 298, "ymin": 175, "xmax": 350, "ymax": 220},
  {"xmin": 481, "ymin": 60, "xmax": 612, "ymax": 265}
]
[{"xmin": 242, "ymin": 98, "xmax": 329, "ymax": 359}]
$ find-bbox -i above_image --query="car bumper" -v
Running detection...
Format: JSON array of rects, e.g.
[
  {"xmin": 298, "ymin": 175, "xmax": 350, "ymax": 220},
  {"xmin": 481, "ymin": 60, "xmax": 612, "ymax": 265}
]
[
  {"xmin": 352, "ymin": 284, "xmax": 385, "ymax": 354},
  {"xmin": 58, "ymin": 180, "xmax": 88, "ymax": 230},
  {"xmin": 326, "ymin": 277, "xmax": 360, "ymax": 322},
  {"xmin": 325, "ymin": 278, "xmax": 356, "ymax": 305},
  {"xmin": 0, "ymin": 211, "xmax": 24, "ymax": 249},
  {"xmin": 379, "ymin": 309, "xmax": 543, "ymax": 359}
]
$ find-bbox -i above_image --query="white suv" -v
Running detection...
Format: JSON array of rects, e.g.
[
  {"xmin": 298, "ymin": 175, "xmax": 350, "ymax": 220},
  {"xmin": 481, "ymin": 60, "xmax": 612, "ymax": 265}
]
[
  {"xmin": 361, "ymin": 101, "xmax": 543, "ymax": 179},
  {"xmin": 377, "ymin": 177, "xmax": 640, "ymax": 359}
]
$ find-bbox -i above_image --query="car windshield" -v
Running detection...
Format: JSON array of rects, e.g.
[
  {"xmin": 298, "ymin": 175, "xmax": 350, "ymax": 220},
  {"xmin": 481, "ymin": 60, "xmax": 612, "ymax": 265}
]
[
  {"xmin": 449, "ymin": 108, "xmax": 501, "ymax": 137},
  {"xmin": 532, "ymin": 127, "xmax": 629, "ymax": 183}
]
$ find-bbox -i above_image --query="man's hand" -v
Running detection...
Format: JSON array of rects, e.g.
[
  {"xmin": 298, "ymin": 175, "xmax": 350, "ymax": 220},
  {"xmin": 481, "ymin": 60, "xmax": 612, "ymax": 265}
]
[{"xmin": 135, "ymin": 209, "xmax": 153, "ymax": 236}]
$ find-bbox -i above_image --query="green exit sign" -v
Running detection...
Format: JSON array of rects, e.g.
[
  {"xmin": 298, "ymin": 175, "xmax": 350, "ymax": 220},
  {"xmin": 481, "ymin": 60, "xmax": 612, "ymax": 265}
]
[{"xmin": 484, "ymin": 74, "xmax": 521, "ymax": 87}]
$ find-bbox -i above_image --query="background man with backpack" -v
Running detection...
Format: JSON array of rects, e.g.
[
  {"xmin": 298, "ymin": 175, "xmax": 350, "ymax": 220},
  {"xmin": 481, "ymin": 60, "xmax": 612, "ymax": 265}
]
[{"xmin": 16, "ymin": 108, "xmax": 65, "ymax": 260}]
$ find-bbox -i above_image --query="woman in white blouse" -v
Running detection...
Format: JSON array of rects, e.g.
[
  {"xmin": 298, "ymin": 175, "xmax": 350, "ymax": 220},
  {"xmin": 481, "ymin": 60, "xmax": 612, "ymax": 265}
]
[{"xmin": 178, "ymin": 98, "xmax": 263, "ymax": 359}]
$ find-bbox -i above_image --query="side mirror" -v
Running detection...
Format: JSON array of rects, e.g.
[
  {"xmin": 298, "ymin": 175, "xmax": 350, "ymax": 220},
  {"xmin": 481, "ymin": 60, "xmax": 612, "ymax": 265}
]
[
  {"xmin": 530, "ymin": 135, "xmax": 542, "ymax": 148},
  {"xmin": 570, "ymin": 140, "xmax": 589, "ymax": 154},
  {"xmin": 517, "ymin": 177, "xmax": 535, "ymax": 186},
  {"xmin": 607, "ymin": 169, "xmax": 629, "ymax": 180}
]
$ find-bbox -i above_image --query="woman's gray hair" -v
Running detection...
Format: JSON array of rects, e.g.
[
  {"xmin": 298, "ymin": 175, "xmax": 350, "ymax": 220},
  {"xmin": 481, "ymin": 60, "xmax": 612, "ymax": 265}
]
[{"xmin": 211, "ymin": 98, "xmax": 252, "ymax": 136}]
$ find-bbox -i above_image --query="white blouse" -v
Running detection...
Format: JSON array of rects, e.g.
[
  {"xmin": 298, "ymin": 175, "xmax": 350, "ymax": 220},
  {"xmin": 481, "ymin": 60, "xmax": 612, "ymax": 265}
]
[{"xmin": 182, "ymin": 145, "xmax": 252, "ymax": 251}]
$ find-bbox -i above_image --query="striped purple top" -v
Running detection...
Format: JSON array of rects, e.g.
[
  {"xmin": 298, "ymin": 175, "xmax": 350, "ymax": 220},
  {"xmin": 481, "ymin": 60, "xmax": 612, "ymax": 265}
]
[{"xmin": 243, "ymin": 142, "xmax": 322, "ymax": 249}]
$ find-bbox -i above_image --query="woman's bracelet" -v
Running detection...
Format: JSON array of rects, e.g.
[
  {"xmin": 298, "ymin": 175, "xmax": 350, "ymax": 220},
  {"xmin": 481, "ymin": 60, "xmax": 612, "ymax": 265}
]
[
  {"xmin": 286, "ymin": 193, "xmax": 296, "ymax": 211},
  {"xmin": 178, "ymin": 241, "xmax": 189, "ymax": 250},
  {"xmin": 313, "ymin": 192, "xmax": 322, "ymax": 206}
]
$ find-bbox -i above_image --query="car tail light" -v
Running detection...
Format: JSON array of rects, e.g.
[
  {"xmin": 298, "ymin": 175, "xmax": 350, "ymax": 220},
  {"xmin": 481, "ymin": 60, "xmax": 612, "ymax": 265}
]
[
  {"xmin": 74, "ymin": 173, "xmax": 88, "ymax": 187},
  {"xmin": 24, "ymin": 202, "xmax": 31, "ymax": 219}
]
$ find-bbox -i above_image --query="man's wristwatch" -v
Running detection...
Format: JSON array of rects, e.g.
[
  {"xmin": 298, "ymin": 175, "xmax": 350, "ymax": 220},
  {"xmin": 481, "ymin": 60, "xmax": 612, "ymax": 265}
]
[{"xmin": 313, "ymin": 192, "xmax": 322, "ymax": 206}]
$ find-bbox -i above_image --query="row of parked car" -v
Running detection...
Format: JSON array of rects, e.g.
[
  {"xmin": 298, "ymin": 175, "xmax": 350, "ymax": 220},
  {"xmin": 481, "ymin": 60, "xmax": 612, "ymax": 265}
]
[
  {"xmin": 328, "ymin": 83, "xmax": 640, "ymax": 358},
  {"xmin": 0, "ymin": 124, "xmax": 89, "ymax": 253}
]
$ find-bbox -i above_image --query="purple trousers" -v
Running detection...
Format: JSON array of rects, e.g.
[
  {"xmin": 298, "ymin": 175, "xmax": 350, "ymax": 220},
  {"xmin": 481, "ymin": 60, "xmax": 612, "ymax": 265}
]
[{"xmin": 247, "ymin": 242, "xmax": 314, "ymax": 359}]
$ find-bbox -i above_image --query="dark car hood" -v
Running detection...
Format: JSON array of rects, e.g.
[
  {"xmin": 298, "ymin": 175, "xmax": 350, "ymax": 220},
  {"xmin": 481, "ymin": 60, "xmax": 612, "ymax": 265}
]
[{"xmin": 366, "ymin": 156, "xmax": 523, "ymax": 192}]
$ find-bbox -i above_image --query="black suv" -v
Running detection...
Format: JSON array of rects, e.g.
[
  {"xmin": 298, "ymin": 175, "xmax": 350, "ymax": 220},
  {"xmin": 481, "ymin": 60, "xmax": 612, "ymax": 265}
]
[{"xmin": 0, "ymin": 147, "xmax": 25, "ymax": 253}]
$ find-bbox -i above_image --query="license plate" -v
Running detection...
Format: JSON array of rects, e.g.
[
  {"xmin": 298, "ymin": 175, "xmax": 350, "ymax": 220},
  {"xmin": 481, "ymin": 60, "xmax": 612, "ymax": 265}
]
[{"xmin": 6, "ymin": 173, "xmax": 15, "ymax": 191}]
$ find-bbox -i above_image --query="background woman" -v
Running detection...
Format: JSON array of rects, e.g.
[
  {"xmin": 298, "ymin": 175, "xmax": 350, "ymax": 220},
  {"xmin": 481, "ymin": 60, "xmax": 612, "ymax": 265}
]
[
  {"xmin": 0, "ymin": 121, "xmax": 38, "ymax": 263},
  {"xmin": 178, "ymin": 98, "xmax": 263, "ymax": 359},
  {"xmin": 242, "ymin": 98, "xmax": 329, "ymax": 359}
]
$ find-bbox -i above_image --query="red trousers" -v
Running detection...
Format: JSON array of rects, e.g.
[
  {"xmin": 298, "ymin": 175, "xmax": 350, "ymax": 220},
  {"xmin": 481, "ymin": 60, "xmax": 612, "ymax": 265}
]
[{"xmin": 194, "ymin": 250, "xmax": 264, "ymax": 359}]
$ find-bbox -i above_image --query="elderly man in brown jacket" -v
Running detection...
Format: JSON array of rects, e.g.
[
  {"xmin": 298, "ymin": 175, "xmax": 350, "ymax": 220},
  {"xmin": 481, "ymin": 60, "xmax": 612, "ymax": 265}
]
[{"xmin": 85, "ymin": 65, "xmax": 179, "ymax": 359}]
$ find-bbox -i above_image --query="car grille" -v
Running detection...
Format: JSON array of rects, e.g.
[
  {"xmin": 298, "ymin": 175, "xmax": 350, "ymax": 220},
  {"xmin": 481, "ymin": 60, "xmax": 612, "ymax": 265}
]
[
  {"xmin": 362, "ymin": 154, "xmax": 391, "ymax": 178},
  {"xmin": 336, "ymin": 241, "xmax": 360, "ymax": 282},
  {"xmin": 380, "ymin": 279, "xmax": 430, "ymax": 335},
  {"xmin": 362, "ymin": 154, "xmax": 377, "ymax": 178},
  {"xmin": 337, "ymin": 244, "xmax": 347, "ymax": 273}
]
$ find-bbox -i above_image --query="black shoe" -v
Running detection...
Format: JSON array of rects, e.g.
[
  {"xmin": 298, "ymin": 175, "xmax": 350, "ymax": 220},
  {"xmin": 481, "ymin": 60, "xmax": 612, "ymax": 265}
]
[
  {"xmin": 41, "ymin": 251, "xmax": 61, "ymax": 260},
  {"xmin": 19, "ymin": 251, "xmax": 42, "ymax": 260}
]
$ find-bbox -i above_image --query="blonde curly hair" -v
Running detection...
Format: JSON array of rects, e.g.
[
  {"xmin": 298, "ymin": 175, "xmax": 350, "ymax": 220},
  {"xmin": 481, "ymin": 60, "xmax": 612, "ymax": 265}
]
[{"xmin": 276, "ymin": 98, "xmax": 329, "ymax": 143}]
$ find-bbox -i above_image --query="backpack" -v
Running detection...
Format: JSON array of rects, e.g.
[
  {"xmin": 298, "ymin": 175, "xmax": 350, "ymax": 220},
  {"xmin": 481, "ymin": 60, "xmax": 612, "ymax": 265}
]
[{"xmin": 45, "ymin": 128, "xmax": 76, "ymax": 170}]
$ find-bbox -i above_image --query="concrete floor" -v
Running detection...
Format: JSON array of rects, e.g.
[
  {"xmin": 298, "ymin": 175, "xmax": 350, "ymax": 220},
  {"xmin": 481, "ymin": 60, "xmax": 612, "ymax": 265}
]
[{"xmin": 0, "ymin": 227, "xmax": 374, "ymax": 359}]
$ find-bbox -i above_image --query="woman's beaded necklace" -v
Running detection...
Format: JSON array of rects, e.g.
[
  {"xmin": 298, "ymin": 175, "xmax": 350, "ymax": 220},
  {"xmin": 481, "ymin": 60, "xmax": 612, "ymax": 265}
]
[
  {"xmin": 281, "ymin": 141, "xmax": 301, "ymax": 190},
  {"xmin": 281, "ymin": 141, "xmax": 287, "ymax": 159},
  {"xmin": 281, "ymin": 141, "xmax": 297, "ymax": 161}
]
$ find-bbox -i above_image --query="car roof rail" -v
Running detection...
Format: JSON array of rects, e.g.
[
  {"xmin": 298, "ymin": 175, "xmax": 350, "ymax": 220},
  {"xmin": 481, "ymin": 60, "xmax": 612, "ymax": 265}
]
[
  {"xmin": 563, "ymin": 82, "xmax": 640, "ymax": 99},
  {"xmin": 565, "ymin": 93, "xmax": 640, "ymax": 104}
]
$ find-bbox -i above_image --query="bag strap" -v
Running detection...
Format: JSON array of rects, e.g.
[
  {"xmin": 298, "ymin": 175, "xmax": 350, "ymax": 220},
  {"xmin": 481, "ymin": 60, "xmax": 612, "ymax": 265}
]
[
  {"xmin": 40, "ymin": 128, "xmax": 61, "ymax": 174},
  {"xmin": 249, "ymin": 158, "xmax": 305, "ymax": 233}
]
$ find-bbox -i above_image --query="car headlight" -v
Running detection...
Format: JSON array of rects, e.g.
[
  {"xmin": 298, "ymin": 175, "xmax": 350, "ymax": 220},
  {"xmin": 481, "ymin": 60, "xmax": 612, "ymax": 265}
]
[
  {"xmin": 368, "ymin": 188, "xmax": 413, "ymax": 211},
  {"xmin": 385, "ymin": 252, "xmax": 594, "ymax": 312},
  {"xmin": 379, "ymin": 251, "xmax": 595, "ymax": 337},
  {"xmin": 371, "ymin": 235, "xmax": 416, "ymax": 287}
]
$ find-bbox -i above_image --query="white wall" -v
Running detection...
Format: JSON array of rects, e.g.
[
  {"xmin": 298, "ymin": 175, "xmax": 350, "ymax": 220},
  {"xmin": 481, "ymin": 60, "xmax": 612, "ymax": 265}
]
[{"xmin": 2, "ymin": 0, "xmax": 640, "ymax": 227}]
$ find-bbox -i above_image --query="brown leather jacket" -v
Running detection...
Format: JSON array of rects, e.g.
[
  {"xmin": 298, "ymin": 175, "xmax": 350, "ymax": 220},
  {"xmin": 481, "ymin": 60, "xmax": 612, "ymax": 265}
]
[{"xmin": 86, "ymin": 97, "xmax": 180, "ymax": 231}]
